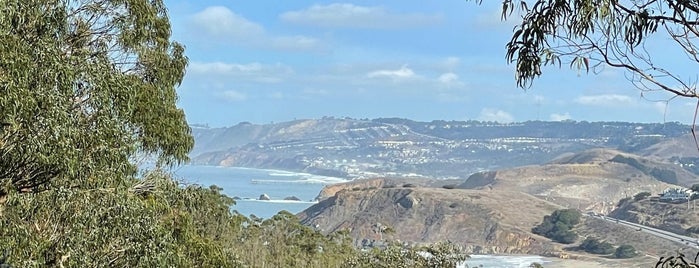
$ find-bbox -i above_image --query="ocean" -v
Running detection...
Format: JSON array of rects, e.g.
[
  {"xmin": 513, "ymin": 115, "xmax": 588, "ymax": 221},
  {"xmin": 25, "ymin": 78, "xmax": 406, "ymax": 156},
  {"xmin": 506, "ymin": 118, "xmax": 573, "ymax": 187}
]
[
  {"xmin": 173, "ymin": 165, "xmax": 346, "ymax": 219},
  {"xmin": 173, "ymin": 165, "xmax": 552, "ymax": 268}
]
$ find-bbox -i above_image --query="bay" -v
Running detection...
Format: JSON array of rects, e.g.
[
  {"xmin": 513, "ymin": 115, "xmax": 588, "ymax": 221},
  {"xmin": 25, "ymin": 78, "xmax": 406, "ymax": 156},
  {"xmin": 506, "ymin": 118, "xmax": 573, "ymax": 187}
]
[
  {"xmin": 461, "ymin": 255, "xmax": 550, "ymax": 268},
  {"xmin": 172, "ymin": 165, "xmax": 347, "ymax": 219}
]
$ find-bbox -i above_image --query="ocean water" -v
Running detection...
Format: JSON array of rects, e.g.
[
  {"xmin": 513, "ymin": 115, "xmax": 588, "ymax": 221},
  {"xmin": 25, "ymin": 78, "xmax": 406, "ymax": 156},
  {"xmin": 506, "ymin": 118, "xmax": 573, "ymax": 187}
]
[
  {"xmin": 173, "ymin": 165, "xmax": 549, "ymax": 268},
  {"xmin": 461, "ymin": 255, "xmax": 550, "ymax": 268},
  {"xmin": 172, "ymin": 165, "xmax": 347, "ymax": 219}
]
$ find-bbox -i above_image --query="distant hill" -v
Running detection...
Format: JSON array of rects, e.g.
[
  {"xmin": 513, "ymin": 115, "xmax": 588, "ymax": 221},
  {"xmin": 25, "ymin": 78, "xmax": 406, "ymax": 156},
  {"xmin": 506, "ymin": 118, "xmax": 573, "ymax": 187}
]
[
  {"xmin": 640, "ymin": 133, "xmax": 698, "ymax": 159},
  {"xmin": 190, "ymin": 118, "xmax": 695, "ymax": 179},
  {"xmin": 456, "ymin": 149, "xmax": 698, "ymax": 213}
]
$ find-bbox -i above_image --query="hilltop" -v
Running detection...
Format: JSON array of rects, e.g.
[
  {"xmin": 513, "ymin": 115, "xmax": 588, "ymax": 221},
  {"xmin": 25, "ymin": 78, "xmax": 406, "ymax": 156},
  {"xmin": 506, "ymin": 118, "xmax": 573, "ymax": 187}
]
[
  {"xmin": 190, "ymin": 118, "xmax": 695, "ymax": 179},
  {"xmin": 457, "ymin": 148, "xmax": 699, "ymax": 213},
  {"xmin": 300, "ymin": 185, "xmax": 563, "ymax": 254}
]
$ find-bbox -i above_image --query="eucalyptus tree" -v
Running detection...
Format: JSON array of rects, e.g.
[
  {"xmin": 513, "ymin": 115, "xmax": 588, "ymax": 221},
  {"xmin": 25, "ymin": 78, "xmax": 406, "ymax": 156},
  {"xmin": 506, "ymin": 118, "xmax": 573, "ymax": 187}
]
[
  {"xmin": 482, "ymin": 0, "xmax": 699, "ymax": 100},
  {"xmin": 0, "ymin": 0, "xmax": 192, "ymax": 194}
]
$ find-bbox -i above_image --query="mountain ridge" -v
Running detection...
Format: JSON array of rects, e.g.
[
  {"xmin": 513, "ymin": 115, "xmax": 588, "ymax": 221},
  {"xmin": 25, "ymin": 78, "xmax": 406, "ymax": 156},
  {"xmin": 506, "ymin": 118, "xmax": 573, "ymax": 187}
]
[{"xmin": 190, "ymin": 118, "xmax": 695, "ymax": 180}]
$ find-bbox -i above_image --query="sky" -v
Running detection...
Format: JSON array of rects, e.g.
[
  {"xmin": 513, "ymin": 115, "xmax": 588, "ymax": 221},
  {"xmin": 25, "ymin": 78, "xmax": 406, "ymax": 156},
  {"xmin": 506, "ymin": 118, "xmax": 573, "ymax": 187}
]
[{"xmin": 164, "ymin": 0, "xmax": 699, "ymax": 127}]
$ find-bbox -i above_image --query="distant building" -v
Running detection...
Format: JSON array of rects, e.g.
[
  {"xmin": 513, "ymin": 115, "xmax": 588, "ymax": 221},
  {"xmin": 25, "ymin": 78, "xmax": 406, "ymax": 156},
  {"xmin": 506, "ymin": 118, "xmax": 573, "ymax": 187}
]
[{"xmin": 659, "ymin": 187, "xmax": 695, "ymax": 202}]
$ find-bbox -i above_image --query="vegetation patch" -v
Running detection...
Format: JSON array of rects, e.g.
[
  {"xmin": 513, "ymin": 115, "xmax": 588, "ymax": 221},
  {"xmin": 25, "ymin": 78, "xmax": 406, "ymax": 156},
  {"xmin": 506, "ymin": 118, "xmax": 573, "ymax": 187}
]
[
  {"xmin": 614, "ymin": 245, "xmax": 638, "ymax": 259},
  {"xmin": 579, "ymin": 237, "xmax": 614, "ymax": 255},
  {"xmin": 532, "ymin": 209, "xmax": 581, "ymax": 244}
]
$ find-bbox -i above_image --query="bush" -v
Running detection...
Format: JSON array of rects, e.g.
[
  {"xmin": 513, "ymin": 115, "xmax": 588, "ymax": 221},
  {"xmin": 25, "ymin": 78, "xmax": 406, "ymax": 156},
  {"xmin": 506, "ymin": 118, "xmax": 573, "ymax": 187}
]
[
  {"xmin": 617, "ymin": 197, "xmax": 631, "ymax": 207},
  {"xmin": 692, "ymin": 184, "xmax": 699, "ymax": 193},
  {"xmin": 532, "ymin": 209, "xmax": 581, "ymax": 244},
  {"xmin": 580, "ymin": 237, "xmax": 614, "ymax": 255},
  {"xmin": 614, "ymin": 244, "xmax": 637, "ymax": 259},
  {"xmin": 442, "ymin": 184, "xmax": 457, "ymax": 189},
  {"xmin": 634, "ymin": 192, "xmax": 651, "ymax": 201},
  {"xmin": 343, "ymin": 241, "xmax": 468, "ymax": 268}
]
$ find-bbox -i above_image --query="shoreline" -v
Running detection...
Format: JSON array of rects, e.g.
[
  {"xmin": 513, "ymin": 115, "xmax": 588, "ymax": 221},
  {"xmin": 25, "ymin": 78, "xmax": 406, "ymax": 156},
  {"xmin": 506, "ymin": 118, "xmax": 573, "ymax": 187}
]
[{"xmin": 182, "ymin": 164, "xmax": 352, "ymax": 182}]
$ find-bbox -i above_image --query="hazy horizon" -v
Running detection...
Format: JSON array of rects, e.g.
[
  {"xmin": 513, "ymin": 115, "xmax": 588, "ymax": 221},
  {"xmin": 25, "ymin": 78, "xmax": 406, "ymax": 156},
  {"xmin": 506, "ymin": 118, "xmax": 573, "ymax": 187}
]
[{"xmin": 166, "ymin": 1, "xmax": 698, "ymax": 127}]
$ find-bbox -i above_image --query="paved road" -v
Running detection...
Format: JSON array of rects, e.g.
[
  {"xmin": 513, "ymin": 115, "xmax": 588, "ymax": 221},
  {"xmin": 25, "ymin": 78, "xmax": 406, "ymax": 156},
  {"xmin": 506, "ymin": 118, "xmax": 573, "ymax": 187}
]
[{"xmin": 585, "ymin": 213, "xmax": 699, "ymax": 250}]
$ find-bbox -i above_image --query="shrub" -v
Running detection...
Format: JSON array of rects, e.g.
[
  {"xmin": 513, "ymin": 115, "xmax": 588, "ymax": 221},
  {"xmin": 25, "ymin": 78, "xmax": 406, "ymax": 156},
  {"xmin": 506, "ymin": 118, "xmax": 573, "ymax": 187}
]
[
  {"xmin": 617, "ymin": 197, "xmax": 632, "ymax": 207},
  {"xmin": 580, "ymin": 237, "xmax": 614, "ymax": 255},
  {"xmin": 634, "ymin": 192, "xmax": 651, "ymax": 201},
  {"xmin": 442, "ymin": 184, "xmax": 457, "ymax": 189},
  {"xmin": 614, "ymin": 244, "xmax": 638, "ymax": 259},
  {"xmin": 532, "ymin": 209, "xmax": 581, "ymax": 244}
]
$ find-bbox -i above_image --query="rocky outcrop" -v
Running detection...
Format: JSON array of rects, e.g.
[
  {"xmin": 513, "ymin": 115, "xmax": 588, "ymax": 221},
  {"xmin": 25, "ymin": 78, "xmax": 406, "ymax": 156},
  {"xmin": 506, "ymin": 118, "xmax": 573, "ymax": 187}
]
[
  {"xmin": 314, "ymin": 178, "xmax": 433, "ymax": 201},
  {"xmin": 610, "ymin": 198, "xmax": 699, "ymax": 236},
  {"xmin": 258, "ymin": 194, "xmax": 270, "ymax": 201},
  {"xmin": 458, "ymin": 171, "xmax": 497, "ymax": 189},
  {"xmin": 283, "ymin": 196, "xmax": 301, "ymax": 201},
  {"xmin": 299, "ymin": 187, "xmax": 563, "ymax": 255}
]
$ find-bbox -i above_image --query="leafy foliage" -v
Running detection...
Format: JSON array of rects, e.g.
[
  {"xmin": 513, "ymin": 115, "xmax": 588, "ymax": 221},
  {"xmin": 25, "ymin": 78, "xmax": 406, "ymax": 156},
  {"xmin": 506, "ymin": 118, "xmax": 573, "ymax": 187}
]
[
  {"xmin": 0, "ymin": 171, "xmax": 245, "ymax": 267},
  {"xmin": 634, "ymin": 192, "xmax": 652, "ymax": 201},
  {"xmin": 614, "ymin": 244, "xmax": 638, "ymax": 259},
  {"xmin": 488, "ymin": 0, "xmax": 699, "ymax": 100},
  {"xmin": 579, "ymin": 237, "xmax": 614, "ymax": 255},
  {"xmin": 343, "ymin": 241, "xmax": 468, "ymax": 268},
  {"xmin": 0, "ymin": 0, "xmax": 192, "ymax": 195},
  {"xmin": 532, "ymin": 209, "xmax": 580, "ymax": 244}
]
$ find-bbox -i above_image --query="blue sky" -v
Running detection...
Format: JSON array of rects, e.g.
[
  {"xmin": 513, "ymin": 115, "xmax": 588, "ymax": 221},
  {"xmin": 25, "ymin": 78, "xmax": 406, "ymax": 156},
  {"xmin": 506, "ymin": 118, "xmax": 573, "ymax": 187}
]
[{"xmin": 164, "ymin": 1, "xmax": 698, "ymax": 127}]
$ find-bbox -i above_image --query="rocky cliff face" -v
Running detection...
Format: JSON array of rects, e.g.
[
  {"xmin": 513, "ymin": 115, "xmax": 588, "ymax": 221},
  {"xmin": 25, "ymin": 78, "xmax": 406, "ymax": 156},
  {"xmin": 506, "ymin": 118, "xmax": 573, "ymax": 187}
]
[
  {"xmin": 299, "ymin": 186, "xmax": 563, "ymax": 255},
  {"xmin": 610, "ymin": 198, "xmax": 699, "ymax": 236}
]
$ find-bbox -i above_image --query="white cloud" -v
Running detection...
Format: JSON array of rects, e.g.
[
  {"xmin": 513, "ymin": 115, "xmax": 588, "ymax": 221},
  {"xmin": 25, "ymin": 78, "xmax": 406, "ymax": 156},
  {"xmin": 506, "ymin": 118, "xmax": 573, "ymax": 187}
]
[
  {"xmin": 654, "ymin": 101, "xmax": 669, "ymax": 115},
  {"xmin": 280, "ymin": 3, "xmax": 442, "ymax": 29},
  {"xmin": 221, "ymin": 90, "xmax": 247, "ymax": 102},
  {"xmin": 188, "ymin": 61, "xmax": 293, "ymax": 83},
  {"xmin": 441, "ymin": 57, "xmax": 461, "ymax": 70},
  {"xmin": 189, "ymin": 6, "xmax": 321, "ymax": 51},
  {"xmin": 550, "ymin": 112, "xmax": 572, "ymax": 121},
  {"xmin": 191, "ymin": 6, "xmax": 264, "ymax": 38},
  {"xmin": 438, "ymin": 73, "xmax": 458, "ymax": 84},
  {"xmin": 574, "ymin": 94, "xmax": 635, "ymax": 106},
  {"xmin": 367, "ymin": 65, "xmax": 416, "ymax": 80},
  {"xmin": 478, "ymin": 108, "xmax": 514, "ymax": 123},
  {"xmin": 437, "ymin": 72, "xmax": 463, "ymax": 88},
  {"xmin": 189, "ymin": 62, "xmax": 264, "ymax": 74}
]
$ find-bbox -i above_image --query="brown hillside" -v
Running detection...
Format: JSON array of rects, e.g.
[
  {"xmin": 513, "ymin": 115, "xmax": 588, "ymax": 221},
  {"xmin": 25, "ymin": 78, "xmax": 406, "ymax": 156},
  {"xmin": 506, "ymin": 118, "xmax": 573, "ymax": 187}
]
[
  {"xmin": 458, "ymin": 149, "xmax": 695, "ymax": 213},
  {"xmin": 610, "ymin": 198, "xmax": 699, "ymax": 239},
  {"xmin": 641, "ymin": 133, "xmax": 698, "ymax": 159},
  {"xmin": 299, "ymin": 186, "xmax": 565, "ymax": 255}
]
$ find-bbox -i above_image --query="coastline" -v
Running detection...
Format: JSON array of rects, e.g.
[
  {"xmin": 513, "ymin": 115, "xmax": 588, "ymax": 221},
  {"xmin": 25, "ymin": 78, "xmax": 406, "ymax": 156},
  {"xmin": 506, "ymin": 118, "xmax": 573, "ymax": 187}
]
[{"xmin": 180, "ymin": 164, "xmax": 352, "ymax": 182}]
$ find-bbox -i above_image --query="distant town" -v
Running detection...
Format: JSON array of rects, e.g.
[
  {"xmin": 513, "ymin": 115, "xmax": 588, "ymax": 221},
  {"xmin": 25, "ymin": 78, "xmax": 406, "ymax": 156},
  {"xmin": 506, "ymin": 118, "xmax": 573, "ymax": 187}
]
[{"xmin": 190, "ymin": 118, "xmax": 696, "ymax": 179}]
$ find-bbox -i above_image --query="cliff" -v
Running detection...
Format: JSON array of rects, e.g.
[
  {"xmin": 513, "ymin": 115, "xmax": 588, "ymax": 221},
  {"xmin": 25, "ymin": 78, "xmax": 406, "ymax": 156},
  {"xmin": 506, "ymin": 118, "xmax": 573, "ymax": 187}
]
[{"xmin": 299, "ymin": 186, "xmax": 564, "ymax": 255}]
